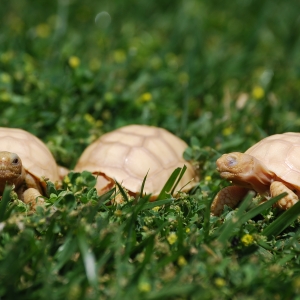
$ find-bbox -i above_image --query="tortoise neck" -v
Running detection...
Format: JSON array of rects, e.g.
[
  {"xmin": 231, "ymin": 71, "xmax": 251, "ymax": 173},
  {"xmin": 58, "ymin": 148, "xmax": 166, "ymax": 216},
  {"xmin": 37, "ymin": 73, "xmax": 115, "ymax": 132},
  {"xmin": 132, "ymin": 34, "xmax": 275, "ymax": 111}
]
[
  {"xmin": 250, "ymin": 158, "xmax": 275, "ymax": 194},
  {"xmin": 231, "ymin": 157, "xmax": 275, "ymax": 195}
]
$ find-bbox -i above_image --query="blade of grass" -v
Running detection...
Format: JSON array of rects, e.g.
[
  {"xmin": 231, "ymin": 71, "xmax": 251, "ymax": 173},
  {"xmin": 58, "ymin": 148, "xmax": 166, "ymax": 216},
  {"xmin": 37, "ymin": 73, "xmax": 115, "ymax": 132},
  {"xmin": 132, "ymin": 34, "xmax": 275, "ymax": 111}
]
[
  {"xmin": 214, "ymin": 192, "xmax": 287, "ymax": 243},
  {"xmin": 236, "ymin": 192, "xmax": 287, "ymax": 225},
  {"xmin": 0, "ymin": 186, "xmax": 11, "ymax": 222},
  {"xmin": 114, "ymin": 180, "xmax": 129, "ymax": 203},
  {"xmin": 217, "ymin": 191, "xmax": 255, "ymax": 244},
  {"xmin": 156, "ymin": 167, "xmax": 182, "ymax": 201},
  {"xmin": 137, "ymin": 170, "xmax": 149, "ymax": 201},
  {"xmin": 262, "ymin": 199, "xmax": 300, "ymax": 239},
  {"xmin": 140, "ymin": 198, "xmax": 174, "ymax": 211},
  {"xmin": 77, "ymin": 229, "xmax": 98, "ymax": 289},
  {"xmin": 170, "ymin": 165, "xmax": 187, "ymax": 195}
]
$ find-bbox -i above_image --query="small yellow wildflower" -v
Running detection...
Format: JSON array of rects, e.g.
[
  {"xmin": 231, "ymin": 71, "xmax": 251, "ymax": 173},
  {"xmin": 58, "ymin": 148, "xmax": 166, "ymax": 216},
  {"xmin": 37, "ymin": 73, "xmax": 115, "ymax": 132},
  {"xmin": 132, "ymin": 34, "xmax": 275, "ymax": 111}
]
[
  {"xmin": 84, "ymin": 113, "xmax": 95, "ymax": 125},
  {"xmin": 214, "ymin": 277, "xmax": 226, "ymax": 287},
  {"xmin": 293, "ymin": 276, "xmax": 300, "ymax": 291},
  {"xmin": 0, "ymin": 52, "xmax": 14, "ymax": 63},
  {"xmin": 178, "ymin": 72, "xmax": 189, "ymax": 85},
  {"xmin": 102, "ymin": 109, "xmax": 112, "ymax": 120},
  {"xmin": 138, "ymin": 281, "xmax": 151, "ymax": 292},
  {"xmin": 35, "ymin": 23, "xmax": 50, "ymax": 38},
  {"xmin": 0, "ymin": 73, "xmax": 11, "ymax": 84},
  {"xmin": 67, "ymin": 283, "xmax": 81, "ymax": 300},
  {"xmin": 104, "ymin": 92, "xmax": 114, "ymax": 102},
  {"xmin": 113, "ymin": 50, "xmax": 126, "ymax": 63},
  {"xmin": 222, "ymin": 126, "xmax": 234, "ymax": 136},
  {"xmin": 241, "ymin": 234, "xmax": 254, "ymax": 246},
  {"xmin": 167, "ymin": 232, "xmax": 178, "ymax": 245},
  {"xmin": 152, "ymin": 206, "xmax": 160, "ymax": 212},
  {"xmin": 0, "ymin": 92, "xmax": 11, "ymax": 102},
  {"xmin": 205, "ymin": 175, "xmax": 212, "ymax": 182},
  {"xmin": 136, "ymin": 252, "xmax": 145, "ymax": 263},
  {"xmin": 68, "ymin": 56, "xmax": 81, "ymax": 68},
  {"xmin": 252, "ymin": 86, "xmax": 265, "ymax": 99},
  {"xmin": 177, "ymin": 255, "xmax": 187, "ymax": 266},
  {"xmin": 114, "ymin": 209, "xmax": 122, "ymax": 217},
  {"xmin": 140, "ymin": 92, "xmax": 152, "ymax": 103},
  {"xmin": 64, "ymin": 175, "xmax": 71, "ymax": 185},
  {"xmin": 185, "ymin": 227, "xmax": 191, "ymax": 233},
  {"xmin": 245, "ymin": 124, "xmax": 253, "ymax": 134}
]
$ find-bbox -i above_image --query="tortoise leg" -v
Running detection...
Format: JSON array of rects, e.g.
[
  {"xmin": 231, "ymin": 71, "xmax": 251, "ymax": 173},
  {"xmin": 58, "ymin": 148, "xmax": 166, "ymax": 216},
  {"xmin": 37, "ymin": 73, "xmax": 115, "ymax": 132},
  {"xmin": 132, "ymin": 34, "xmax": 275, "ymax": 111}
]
[
  {"xmin": 211, "ymin": 186, "xmax": 249, "ymax": 216},
  {"xmin": 270, "ymin": 181, "xmax": 298, "ymax": 209},
  {"xmin": 23, "ymin": 188, "xmax": 45, "ymax": 211}
]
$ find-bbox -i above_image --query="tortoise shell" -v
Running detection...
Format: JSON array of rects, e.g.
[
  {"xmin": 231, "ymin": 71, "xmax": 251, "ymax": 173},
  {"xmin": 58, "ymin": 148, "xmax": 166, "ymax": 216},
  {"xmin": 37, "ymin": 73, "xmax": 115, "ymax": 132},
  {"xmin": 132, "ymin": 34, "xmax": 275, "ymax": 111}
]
[
  {"xmin": 0, "ymin": 127, "xmax": 60, "ymax": 185},
  {"xmin": 75, "ymin": 125, "xmax": 197, "ymax": 197},
  {"xmin": 245, "ymin": 132, "xmax": 300, "ymax": 189}
]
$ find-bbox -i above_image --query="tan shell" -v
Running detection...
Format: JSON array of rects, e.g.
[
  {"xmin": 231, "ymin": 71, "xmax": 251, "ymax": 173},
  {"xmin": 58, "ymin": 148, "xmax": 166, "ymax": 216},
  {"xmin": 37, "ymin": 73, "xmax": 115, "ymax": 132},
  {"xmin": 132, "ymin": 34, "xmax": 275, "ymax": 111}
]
[
  {"xmin": 0, "ymin": 127, "xmax": 60, "ymax": 184},
  {"xmin": 245, "ymin": 132, "xmax": 300, "ymax": 189},
  {"xmin": 75, "ymin": 125, "xmax": 197, "ymax": 198}
]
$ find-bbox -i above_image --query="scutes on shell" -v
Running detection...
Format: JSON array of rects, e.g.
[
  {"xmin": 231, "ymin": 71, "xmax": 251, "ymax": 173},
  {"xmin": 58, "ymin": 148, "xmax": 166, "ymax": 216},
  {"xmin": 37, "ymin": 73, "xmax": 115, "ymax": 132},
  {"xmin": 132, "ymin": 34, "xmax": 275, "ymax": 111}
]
[
  {"xmin": 0, "ymin": 127, "xmax": 59, "ymax": 182},
  {"xmin": 75, "ymin": 125, "xmax": 197, "ymax": 196}
]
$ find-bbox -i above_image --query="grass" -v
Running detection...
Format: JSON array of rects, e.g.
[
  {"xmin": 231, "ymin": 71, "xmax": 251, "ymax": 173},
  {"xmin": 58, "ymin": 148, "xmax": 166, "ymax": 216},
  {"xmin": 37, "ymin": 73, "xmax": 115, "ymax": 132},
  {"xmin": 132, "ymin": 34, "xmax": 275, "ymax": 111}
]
[{"xmin": 1, "ymin": 0, "xmax": 300, "ymax": 298}]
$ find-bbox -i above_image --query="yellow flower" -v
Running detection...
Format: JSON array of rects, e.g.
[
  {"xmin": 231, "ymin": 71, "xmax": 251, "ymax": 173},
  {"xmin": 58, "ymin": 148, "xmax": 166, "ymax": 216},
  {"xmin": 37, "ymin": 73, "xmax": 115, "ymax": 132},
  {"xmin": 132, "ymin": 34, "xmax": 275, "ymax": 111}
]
[
  {"xmin": 177, "ymin": 255, "xmax": 187, "ymax": 266},
  {"xmin": 113, "ymin": 50, "xmax": 126, "ymax": 63},
  {"xmin": 222, "ymin": 126, "xmax": 234, "ymax": 136},
  {"xmin": 252, "ymin": 86, "xmax": 265, "ymax": 99},
  {"xmin": 241, "ymin": 234, "xmax": 254, "ymax": 246},
  {"xmin": 104, "ymin": 92, "xmax": 114, "ymax": 102},
  {"xmin": 138, "ymin": 281, "xmax": 151, "ymax": 292},
  {"xmin": 140, "ymin": 92, "xmax": 152, "ymax": 102},
  {"xmin": 152, "ymin": 206, "xmax": 160, "ymax": 212},
  {"xmin": 0, "ymin": 92, "xmax": 11, "ymax": 102},
  {"xmin": 205, "ymin": 175, "xmax": 212, "ymax": 182},
  {"xmin": 0, "ymin": 73, "xmax": 11, "ymax": 84},
  {"xmin": 214, "ymin": 277, "xmax": 226, "ymax": 287},
  {"xmin": 68, "ymin": 56, "xmax": 81, "ymax": 68},
  {"xmin": 64, "ymin": 175, "xmax": 71, "ymax": 185},
  {"xmin": 35, "ymin": 23, "xmax": 50, "ymax": 38},
  {"xmin": 0, "ymin": 52, "xmax": 14, "ymax": 63},
  {"xmin": 178, "ymin": 72, "xmax": 189, "ymax": 85},
  {"xmin": 185, "ymin": 227, "xmax": 191, "ymax": 233},
  {"xmin": 114, "ymin": 209, "xmax": 123, "ymax": 217},
  {"xmin": 84, "ymin": 113, "xmax": 95, "ymax": 125},
  {"xmin": 167, "ymin": 232, "xmax": 177, "ymax": 245}
]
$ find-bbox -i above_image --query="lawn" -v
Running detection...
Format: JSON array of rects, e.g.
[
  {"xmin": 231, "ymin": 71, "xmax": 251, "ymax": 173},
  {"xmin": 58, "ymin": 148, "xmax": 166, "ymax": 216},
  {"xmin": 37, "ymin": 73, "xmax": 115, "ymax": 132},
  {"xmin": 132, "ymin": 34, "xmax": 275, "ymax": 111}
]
[{"xmin": 1, "ymin": 0, "xmax": 300, "ymax": 299}]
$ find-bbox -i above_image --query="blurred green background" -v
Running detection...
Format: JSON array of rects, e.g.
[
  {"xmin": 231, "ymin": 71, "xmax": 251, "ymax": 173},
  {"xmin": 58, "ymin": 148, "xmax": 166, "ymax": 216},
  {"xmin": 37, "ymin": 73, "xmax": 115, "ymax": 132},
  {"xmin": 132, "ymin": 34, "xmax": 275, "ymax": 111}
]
[{"xmin": 1, "ymin": 0, "xmax": 300, "ymax": 167}]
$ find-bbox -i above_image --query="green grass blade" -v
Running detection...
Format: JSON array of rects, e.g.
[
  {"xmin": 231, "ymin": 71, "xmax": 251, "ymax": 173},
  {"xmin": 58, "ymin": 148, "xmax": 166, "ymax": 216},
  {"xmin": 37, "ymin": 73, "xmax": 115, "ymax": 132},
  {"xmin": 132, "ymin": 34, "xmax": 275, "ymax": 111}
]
[
  {"xmin": 262, "ymin": 199, "xmax": 300, "ymax": 239},
  {"xmin": 140, "ymin": 198, "xmax": 174, "ymax": 211},
  {"xmin": 236, "ymin": 192, "xmax": 287, "ymax": 225},
  {"xmin": 215, "ymin": 192, "xmax": 287, "ymax": 244},
  {"xmin": 114, "ymin": 180, "xmax": 130, "ymax": 203},
  {"xmin": 156, "ymin": 167, "xmax": 182, "ymax": 201},
  {"xmin": 77, "ymin": 230, "xmax": 97, "ymax": 288},
  {"xmin": 170, "ymin": 164, "xmax": 187, "ymax": 195},
  {"xmin": 217, "ymin": 191, "xmax": 255, "ymax": 244},
  {"xmin": 137, "ymin": 170, "xmax": 149, "ymax": 200},
  {"xmin": 0, "ymin": 186, "xmax": 11, "ymax": 222}
]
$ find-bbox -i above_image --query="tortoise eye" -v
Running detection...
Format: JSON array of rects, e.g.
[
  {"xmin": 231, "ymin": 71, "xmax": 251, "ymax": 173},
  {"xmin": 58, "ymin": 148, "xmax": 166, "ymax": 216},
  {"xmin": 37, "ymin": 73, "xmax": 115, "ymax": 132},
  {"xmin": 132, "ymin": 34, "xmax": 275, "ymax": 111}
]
[
  {"xmin": 12, "ymin": 158, "xmax": 19, "ymax": 164},
  {"xmin": 227, "ymin": 156, "xmax": 237, "ymax": 167}
]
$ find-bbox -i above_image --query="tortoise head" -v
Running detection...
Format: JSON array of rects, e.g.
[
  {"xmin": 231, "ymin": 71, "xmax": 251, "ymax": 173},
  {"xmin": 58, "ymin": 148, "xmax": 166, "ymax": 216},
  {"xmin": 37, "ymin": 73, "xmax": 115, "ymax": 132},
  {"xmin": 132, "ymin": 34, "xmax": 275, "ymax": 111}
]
[
  {"xmin": 216, "ymin": 152, "xmax": 275, "ymax": 194},
  {"xmin": 0, "ymin": 151, "xmax": 24, "ymax": 191}
]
